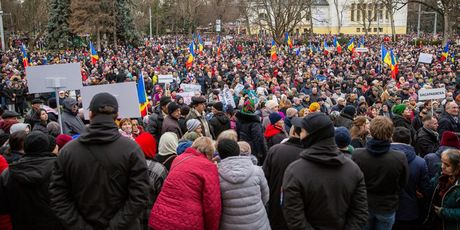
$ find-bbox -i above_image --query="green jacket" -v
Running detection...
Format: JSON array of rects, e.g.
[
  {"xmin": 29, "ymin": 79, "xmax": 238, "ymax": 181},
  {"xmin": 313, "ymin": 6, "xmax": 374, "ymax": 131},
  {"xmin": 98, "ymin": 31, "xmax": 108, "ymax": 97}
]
[{"xmin": 427, "ymin": 175, "xmax": 460, "ymax": 230}]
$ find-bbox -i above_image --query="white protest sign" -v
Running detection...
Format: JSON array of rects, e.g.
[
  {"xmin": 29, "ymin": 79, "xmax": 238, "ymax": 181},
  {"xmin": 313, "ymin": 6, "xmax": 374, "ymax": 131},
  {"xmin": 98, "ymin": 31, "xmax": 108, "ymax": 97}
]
[
  {"xmin": 418, "ymin": 53, "xmax": 433, "ymax": 64},
  {"xmin": 355, "ymin": 47, "xmax": 369, "ymax": 52},
  {"xmin": 81, "ymin": 82, "xmax": 141, "ymax": 119},
  {"xmin": 234, "ymin": 84, "xmax": 245, "ymax": 95},
  {"xmin": 177, "ymin": 92, "xmax": 195, "ymax": 105},
  {"xmin": 300, "ymin": 47, "xmax": 306, "ymax": 52},
  {"xmin": 204, "ymin": 41, "xmax": 212, "ymax": 46},
  {"xmin": 181, "ymin": 83, "xmax": 202, "ymax": 93},
  {"xmin": 158, "ymin": 74, "xmax": 174, "ymax": 84},
  {"xmin": 224, "ymin": 89, "xmax": 236, "ymax": 108},
  {"xmin": 26, "ymin": 63, "xmax": 83, "ymax": 93},
  {"xmin": 418, "ymin": 87, "xmax": 446, "ymax": 101}
]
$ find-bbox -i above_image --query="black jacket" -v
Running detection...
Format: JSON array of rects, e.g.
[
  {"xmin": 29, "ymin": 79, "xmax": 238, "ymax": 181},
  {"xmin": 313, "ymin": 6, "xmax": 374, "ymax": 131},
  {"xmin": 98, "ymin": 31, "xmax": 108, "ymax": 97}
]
[
  {"xmin": 438, "ymin": 112, "xmax": 460, "ymax": 137},
  {"xmin": 334, "ymin": 113, "xmax": 354, "ymax": 130},
  {"xmin": 146, "ymin": 106, "xmax": 165, "ymax": 141},
  {"xmin": 209, "ymin": 111, "xmax": 231, "ymax": 138},
  {"xmin": 0, "ymin": 153, "xmax": 64, "ymax": 230},
  {"xmin": 262, "ymin": 138, "xmax": 303, "ymax": 230},
  {"xmin": 236, "ymin": 111, "xmax": 266, "ymax": 163},
  {"xmin": 352, "ymin": 139, "xmax": 409, "ymax": 213},
  {"xmin": 282, "ymin": 137, "xmax": 368, "ymax": 230},
  {"xmin": 392, "ymin": 115, "xmax": 417, "ymax": 145},
  {"xmin": 49, "ymin": 114, "xmax": 150, "ymax": 230},
  {"xmin": 415, "ymin": 127, "xmax": 439, "ymax": 157}
]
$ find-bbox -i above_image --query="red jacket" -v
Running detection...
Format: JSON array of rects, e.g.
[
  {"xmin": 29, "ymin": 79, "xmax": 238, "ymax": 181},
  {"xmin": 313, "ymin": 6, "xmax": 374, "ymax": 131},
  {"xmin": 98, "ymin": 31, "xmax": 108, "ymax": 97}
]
[
  {"xmin": 149, "ymin": 147, "xmax": 221, "ymax": 230},
  {"xmin": 0, "ymin": 155, "xmax": 12, "ymax": 230}
]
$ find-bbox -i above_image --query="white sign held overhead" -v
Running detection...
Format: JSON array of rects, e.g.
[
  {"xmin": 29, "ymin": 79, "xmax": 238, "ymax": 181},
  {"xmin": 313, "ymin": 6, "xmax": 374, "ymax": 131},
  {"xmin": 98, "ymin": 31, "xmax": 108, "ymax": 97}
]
[
  {"xmin": 181, "ymin": 84, "xmax": 202, "ymax": 93},
  {"xmin": 177, "ymin": 92, "xmax": 195, "ymax": 105},
  {"xmin": 26, "ymin": 63, "xmax": 83, "ymax": 93},
  {"xmin": 158, "ymin": 74, "xmax": 174, "ymax": 84},
  {"xmin": 81, "ymin": 82, "xmax": 141, "ymax": 119},
  {"xmin": 418, "ymin": 53, "xmax": 433, "ymax": 64},
  {"xmin": 355, "ymin": 48, "xmax": 369, "ymax": 52},
  {"xmin": 418, "ymin": 88, "xmax": 446, "ymax": 101},
  {"xmin": 204, "ymin": 41, "xmax": 212, "ymax": 46}
]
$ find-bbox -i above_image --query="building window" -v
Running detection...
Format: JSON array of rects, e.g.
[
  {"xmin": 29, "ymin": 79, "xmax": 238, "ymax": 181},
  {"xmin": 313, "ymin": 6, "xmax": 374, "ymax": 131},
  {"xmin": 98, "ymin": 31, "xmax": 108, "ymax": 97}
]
[
  {"xmin": 351, "ymin": 3, "xmax": 355, "ymax": 21},
  {"xmin": 368, "ymin": 3, "xmax": 373, "ymax": 20},
  {"xmin": 385, "ymin": 8, "xmax": 389, "ymax": 20},
  {"xmin": 378, "ymin": 4, "xmax": 383, "ymax": 20},
  {"xmin": 373, "ymin": 28, "xmax": 377, "ymax": 32},
  {"xmin": 379, "ymin": 28, "xmax": 383, "ymax": 32},
  {"xmin": 373, "ymin": 4, "xmax": 378, "ymax": 21},
  {"xmin": 357, "ymin": 28, "xmax": 361, "ymax": 32},
  {"xmin": 357, "ymin": 4, "xmax": 361, "ymax": 21}
]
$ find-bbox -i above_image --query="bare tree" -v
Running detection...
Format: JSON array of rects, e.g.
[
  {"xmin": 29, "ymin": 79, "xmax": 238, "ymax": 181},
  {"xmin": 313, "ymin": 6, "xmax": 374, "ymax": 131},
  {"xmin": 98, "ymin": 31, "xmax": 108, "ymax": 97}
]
[
  {"xmin": 356, "ymin": 0, "xmax": 379, "ymax": 35},
  {"xmin": 333, "ymin": 0, "xmax": 349, "ymax": 33}
]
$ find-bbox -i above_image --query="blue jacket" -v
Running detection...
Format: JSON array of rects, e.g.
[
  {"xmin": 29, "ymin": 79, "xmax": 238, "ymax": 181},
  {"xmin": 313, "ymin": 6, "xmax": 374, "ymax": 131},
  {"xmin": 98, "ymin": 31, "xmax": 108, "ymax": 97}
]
[
  {"xmin": 424, "ymin": 146, "xmax": 457, "ymax": 180},
  {"xmin": 391, "ymin": 143, "xmax": 430, "ymax": 221}
]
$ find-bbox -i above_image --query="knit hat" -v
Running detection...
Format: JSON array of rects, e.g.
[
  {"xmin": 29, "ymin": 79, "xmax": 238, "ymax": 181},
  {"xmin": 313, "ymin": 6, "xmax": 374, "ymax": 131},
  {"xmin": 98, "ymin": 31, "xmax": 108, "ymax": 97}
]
[
  {"xmin": 55, "ymin": 134, "xmax": 72, "ymax": 150},
  {"xmin": 10, "ymin": 123, "xmax": 30, "ymax": 134},
  {"xmin": 392, "ymin": 104, "xmax": 407, "ymax": 115},
  {"xmin": 213, "ymin": 102, "xmax": 224, "ymax": 112},
  {"xmin": 24, "ymin": 131, "xmax": 50, "ymax": 154},
  {"xmin": 158, "ymin": 132, "xmax": 178, "ymax": 156},
  {"xmin": 309, "ymin": 102, "xmax": 320, "ymax": 112},
  {"xmin": 440, "ymin": 131, "xmax": 460, "ymax": 149},
  {"xmin": 135, "ymin": 132, "xmax": 157, "ymax": 159},
  {"xmin": 342, "ymin": 105, "xmax": 356, "ymax": 117},
  {"xmin": 269, "ymin": 112, "xmax": 282, "ymax": 125},
  {"xmin": 186, "ymin": 119, "xmax": 201, "ymax": 132},
  {"xmin": 217, "ymin": 138, "xmax": 240, "ymax": 159},
  {"xmin": 89, "ymin": 92, "xmax": 119, "ymax": 113},
  {"xmin": 167, "ymin": 102, "xmax": 181, "ymax": 115},
  {"xmin": 177, "ymin": 140, "xmax": 193, "ymax": 155},
  {"xmin": 182, "ymin": 131, "xmax": 201, "ymax": 142},
  {"xmin": 159, "ymin": 96, "xmax": 172, "ymax": 107},
  {"xmin": 265, "ymin": 100, "xmax": 279, "ymax": 110},
  {"xmin": 241, "ymin": 99, "xmax": 256, "ymax": 114},
  {"xmin": 335, "ymin": 127, "xmax": 351, "ymax": 148}
]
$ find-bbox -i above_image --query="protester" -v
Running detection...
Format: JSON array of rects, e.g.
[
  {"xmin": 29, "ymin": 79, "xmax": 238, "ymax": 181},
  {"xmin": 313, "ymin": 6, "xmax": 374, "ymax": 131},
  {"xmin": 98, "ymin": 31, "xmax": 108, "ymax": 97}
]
[
  {"xmin": 118, "ymin": 118, "xmax": 135, "ymax": 140},
  {"xmin": 352, "ymin": 116, "xmax": 409, "ymax": 230},
  {"xmin": 350, "ymin": 116, "xmax": 370, "ymax": 148},
  {"xmin": 149, "ymin": 137, "xmax": 221, "ymax": 230},
  {"xmin": 415, "ymin": 115, "xmax": 440, "ymax": 157},
  {"xmin": 264, "ymin": 112, "xmax": 287, "ymax": 149},
  {"xmin": 0, "ymin": 131, "xmax": 63, "ymax": 229},
  {"xmin": 187, "ymin": 96, "xmax": 212, "ymax": 138},
  {"xmin": 154, "ymin": 132, "xmax": 178, "ymax": 171},
  {"xmin": 209, "ymin": 102, "xmax": 231, "ymax": 138},
  {"xmin": 282, "ymin": 113, "xmax": 368, "ymax": 229},
  {"xmin": 162, "ymin": 102, "xmax": 183, "ymax": 138},
  {"xmin": 334, "ymin": 105, "xmax": 356, "ymax": 129},
  {"xmin": 0, "ymin": 111, "xmax": 20, "ymax": 134},
  {"xmin": 24, "ymin": 99, "xmax": 42, "ymax": 129},
  {"xmin": 335, "ymin": 126, "xmax": 353, "ymax": 156},
  {"xmin": 147, "ymin": 96, "xmax": 171, "ymax": 141},
  {"xmin": 425, "ymin": 131, "xmax": 460, "ymax": 179},
  {"xmin": 217, "ymin": 138, "xmax": 270, "ymax": 230},
  {"xmin": 61, "ymin": 98, "xmax": 85, "ymax": 136},
  {"xmin": 438, "ymin": 101, "xmax": 460, "ymax": 136},
  {"xmin": 2, "ymin": 130, "xmax": 27, "ymax": 164},
  {"xmin": 32, "ymin": 109, "xmax": 50, "ymax": 133},
  {"xmin": 392, "ymin": 103, "xmax": 417, "ymax": 143},
  {"xmin": 49, "ymin": 92, "xmax": 149, "ymax": 229}
]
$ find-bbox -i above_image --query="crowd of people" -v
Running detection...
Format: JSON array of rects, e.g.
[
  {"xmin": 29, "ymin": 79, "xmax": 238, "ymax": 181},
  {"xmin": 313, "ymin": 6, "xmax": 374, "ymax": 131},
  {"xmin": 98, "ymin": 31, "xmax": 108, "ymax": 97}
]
[{"xmin": 0, "ymin": 32, "xmax": 459, "ymax": 230}]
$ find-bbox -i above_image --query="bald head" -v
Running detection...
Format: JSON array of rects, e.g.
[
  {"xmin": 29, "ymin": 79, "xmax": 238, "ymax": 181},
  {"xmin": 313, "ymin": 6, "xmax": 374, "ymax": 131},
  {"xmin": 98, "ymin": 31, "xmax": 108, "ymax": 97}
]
[{"xmin": 446, "ymin": 102, "xmax": 459, "ymax": 116}]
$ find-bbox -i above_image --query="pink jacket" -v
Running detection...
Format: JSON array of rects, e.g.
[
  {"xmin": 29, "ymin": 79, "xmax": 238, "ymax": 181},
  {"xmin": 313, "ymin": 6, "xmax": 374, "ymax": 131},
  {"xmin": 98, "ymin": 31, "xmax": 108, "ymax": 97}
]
[{"xmin": 149, "ymin": 147, "xmax": 221, "ymax": 230}]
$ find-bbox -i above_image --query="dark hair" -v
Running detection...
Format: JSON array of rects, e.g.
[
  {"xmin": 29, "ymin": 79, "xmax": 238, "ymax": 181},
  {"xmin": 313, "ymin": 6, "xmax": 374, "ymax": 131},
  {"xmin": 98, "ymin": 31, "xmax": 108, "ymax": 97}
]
[
  {"xmin": 9, "ymin": 130, "xmax": 27, "ymax": 151},
  {"xmin": 217, "ymin": 139, "xmax": 240, "ymax": 160},
  {"xmin": 443, "ymin": 149, "xmax": 460, "ymax": 175},
  {"xmin": 392, "ymin": 127, "xmax": 411, "ymax": 144},
  {"xmin": 91, "ymin": 106, "xmax": 118, "ymax": 119},
  {"xmin": 422, "ymin": 114, "xmax": 435, "ymax": 123},
  {"xmin": 293, "ymin": 126, "xmax": 302, "ymax": 136},
  {"xmin": 180, "ymin": 105, "xmax": 190, "ymax": 116}
]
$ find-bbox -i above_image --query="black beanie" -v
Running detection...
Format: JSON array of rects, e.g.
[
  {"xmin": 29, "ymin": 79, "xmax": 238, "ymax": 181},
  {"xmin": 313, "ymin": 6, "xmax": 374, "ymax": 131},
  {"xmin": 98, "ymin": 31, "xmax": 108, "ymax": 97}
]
[
  {"xmin": 218, "ymin": 139, "xmax": 240, "ymax": 160},
  {"xmin": 24, "ymin": 131, "xmax": 50, "ymax": 154},
  {"xmin": 160, "ymin": 96, "xmax": 172, "ymax": 107},
  {"xmin": 167, "ymin": 102, "xmax": 181, "ymax": 115},
  {"xmin": 48, "ymin": 98, "xmax": 57, "ymax": 109},
  {"xmin": 213, "ymin": 102, "xmax": 224, "ymax": 112},
  {"xmin": 342, "ymin": 105, "xmax": 356, "ymax": 117}
]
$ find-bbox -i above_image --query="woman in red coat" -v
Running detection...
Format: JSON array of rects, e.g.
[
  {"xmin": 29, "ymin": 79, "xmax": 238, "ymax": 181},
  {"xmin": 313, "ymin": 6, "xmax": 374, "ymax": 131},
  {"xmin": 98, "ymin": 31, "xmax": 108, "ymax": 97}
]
[{"xmin": 149, "ymin": 137, "xmax": 221, "ymax": 230}]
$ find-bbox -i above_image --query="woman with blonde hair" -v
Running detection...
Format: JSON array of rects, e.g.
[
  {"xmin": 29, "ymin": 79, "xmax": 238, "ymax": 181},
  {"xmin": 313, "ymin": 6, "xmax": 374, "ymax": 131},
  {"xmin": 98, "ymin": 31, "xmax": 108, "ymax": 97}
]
[
  {"xmin": 149, "ymin": 137, "xmax": 221, "ymax": 230},
  {"xmin": 350, "ymin": 116, "xmax": 370, "ymax": 148}
]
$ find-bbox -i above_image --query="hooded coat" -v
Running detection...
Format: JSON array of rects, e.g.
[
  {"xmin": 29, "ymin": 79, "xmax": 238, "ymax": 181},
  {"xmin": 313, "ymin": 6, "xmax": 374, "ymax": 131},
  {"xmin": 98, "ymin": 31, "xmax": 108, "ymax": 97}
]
[
  {"xmin": 264, "ymin": 124, "xmax": 287, "ymax": 149},
  {"xmin": 49, "ymin": 114, "xmax": 150, "ymax": 230},
  {"xmin": 390, "ymin": 143, "xmax": 430, "ymax": 221},
  {"xmin": 352, "ymin": 139, "xmax": 410, "ymax": 213},
  {"xmin": 424, "ymin": 146, "xmax": 458, "ymax": 179},
  {"xmin": 218, "ymin": 156, "xmax": 270, "ymax": 230},
  {"xmin": 61, "ymin": 98, "xmax": 85, "ymax": 136},
  {"xmin": 282, "ymin": 138, "xmax": 368, "ymax": 230},
  {"xmin": 0, "ymin": 132, "xmax": 63, "ymax": 230},
  {"xmin": 235, "ymin": 111, "xmax": 266, "ymax": 163},
  {"xmin": 209, "ymin": 111, "xmax": 231, "ymax": 138},
  {"xmin": 392, "ymin": 114, "xmax": 417, "ymax": 145},
  {"xmin": 415, "ymin": 127, "xmax": 440, "ymax": 157}
]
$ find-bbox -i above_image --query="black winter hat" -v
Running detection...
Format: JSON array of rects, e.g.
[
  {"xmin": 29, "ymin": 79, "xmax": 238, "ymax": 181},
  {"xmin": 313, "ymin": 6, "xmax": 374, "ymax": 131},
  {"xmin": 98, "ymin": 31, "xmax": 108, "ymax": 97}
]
[
  {"xmin": 213, "ymin": 102, "xmax": 224, "ymax": 112},
  {"xmin": 217, "ymin": 139, "xmax": 240, "ymax": 160},
  {"xmin": 335, "ymin": 127, "xmax": 351, "ymax": 148},
  {"xmin": 167, "ymin": 102, "xmax": 181, "ymax": 115},
  {"xmin": 291, "ymin": 112, "xmax": 334, "ymax": 137},
  {"xmin": 160, "ymin": 96, "xmax": 172, "ymax": 107},
  {"xmin": 89, "ymin": 92, "xmax": 119, "ymax": 113},
  {"xmin": 48, "ymin": 98, "xmax": 57, "ymax": 109},
  {"xmin": 392, "ymin": 127, "xmax": 412, "ymax": 145},
  {"xmin": 24, "ymin": 131, "xmax": 50, "ymax": 154},
  {"xmin": 342, "ymin": 105, "xmax": 356, "ymax": 117}
]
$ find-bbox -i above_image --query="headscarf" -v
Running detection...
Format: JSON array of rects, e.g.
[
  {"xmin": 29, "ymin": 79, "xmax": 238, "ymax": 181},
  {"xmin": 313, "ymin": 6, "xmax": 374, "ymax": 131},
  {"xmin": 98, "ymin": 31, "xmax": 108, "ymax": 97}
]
[{"xmin": 158, "ymin": 132, "xmax": 178, "ymax": 156}]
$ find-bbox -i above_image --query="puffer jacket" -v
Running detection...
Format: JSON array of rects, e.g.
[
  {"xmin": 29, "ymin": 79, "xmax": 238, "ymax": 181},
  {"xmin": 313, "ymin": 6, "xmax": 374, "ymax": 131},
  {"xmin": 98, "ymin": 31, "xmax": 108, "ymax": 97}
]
[
  {"xmin": 149, "ymin": 147, "xmax": 221, "ymax": 230},
  {"xmin": 61, "ymin": 98, "xmax": 85, "ymax": 136},
  {"xmin": 235, "ymin": 111, "xmax": 266, "ymax": 163},
  {"xmin": 218, "ymin": 156, "xmax": 270, "ymax": 230},
  {"xmin": 209, "ymin": 112, "xmax": 231, "ymax": 138},
  {"xmin": 424, "ymin": 146, "xmax": 458, "ymax": 180}
]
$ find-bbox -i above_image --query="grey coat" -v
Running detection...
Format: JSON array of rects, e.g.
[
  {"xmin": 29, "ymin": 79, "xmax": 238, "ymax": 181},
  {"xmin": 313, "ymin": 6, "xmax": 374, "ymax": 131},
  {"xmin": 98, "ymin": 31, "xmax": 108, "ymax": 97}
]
[
  {"xmin": 218, "ymin": 156, "xmax": 271, "ymax": 230},
  {"xmin": 61, "ymin": 99, "xmax": 85, "ymax": 136}
]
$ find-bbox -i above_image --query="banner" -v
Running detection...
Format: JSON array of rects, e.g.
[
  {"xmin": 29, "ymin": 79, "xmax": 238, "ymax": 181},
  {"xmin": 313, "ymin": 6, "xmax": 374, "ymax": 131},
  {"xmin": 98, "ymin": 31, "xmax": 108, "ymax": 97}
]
[
  {"xmin": 181, "ymin": 83, "xmax": 202, "ymax": 93},
  {"xmin": 418, "ymin": 53, "xmax": 433, "ymax": 64},
  {"xmin": 219, "ymin": 89, "xmax": 236, "ymax": 109},
  {"xmin": 26, "ymin": 63, "xmax": 83, "ymax": 93},
  {"xmin": 418, "ymin": 88, "xmax": 446, "ymax": 101},
  {"xmin": 158, "ymin": 74, "xmax": 174, "ymax": 84}
]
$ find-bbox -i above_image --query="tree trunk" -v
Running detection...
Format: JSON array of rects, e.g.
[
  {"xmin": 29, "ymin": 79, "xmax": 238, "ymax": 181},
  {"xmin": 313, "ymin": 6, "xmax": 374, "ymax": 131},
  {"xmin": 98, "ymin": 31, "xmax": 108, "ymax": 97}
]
[
  {"xmin": 443, "ymin": 12, "xmax": 449, "ymax": 44},
  {"xmin": 97, "ymin": 26, "xmax": 101, "ymax": 51},
  {"xmin": 390, "ymin": 12, "xmax": 396, "ymax": 41},
  {"xmin": 335, "ymin": 1, "xmax": 341, "ymax": 33},
  {"xmin": 245, "ymin": 13, "xmax": 251, "ymax": 35}
]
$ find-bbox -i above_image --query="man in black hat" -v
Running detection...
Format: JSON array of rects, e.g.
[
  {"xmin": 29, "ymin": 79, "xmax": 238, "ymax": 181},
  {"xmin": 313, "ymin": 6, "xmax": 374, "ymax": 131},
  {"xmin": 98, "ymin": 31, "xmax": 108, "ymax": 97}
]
[
  {"xmin": 49, "ymin": 92, "xmax": 149, "ymax": 229},
  {"xmin": 282, "ymin": 113, "xmax": 368, "ymax": 230},
  {"xmin": 186, "ymin": 96, "xmax": 212, "ymax": 138},
  {"xmin": 24, "ymin": 99, "xmax": 43, "ymax": 129},
  {"xmin": 161, "ymin": 102, "xmax": 183, "ymax": 138},
  {"xmin": 146, "ymin": 96, "xmax": 171, "ymax": 142},
  {"xmin": 209, "ymin": 102, "xmax": 230, "ymax": 138}
]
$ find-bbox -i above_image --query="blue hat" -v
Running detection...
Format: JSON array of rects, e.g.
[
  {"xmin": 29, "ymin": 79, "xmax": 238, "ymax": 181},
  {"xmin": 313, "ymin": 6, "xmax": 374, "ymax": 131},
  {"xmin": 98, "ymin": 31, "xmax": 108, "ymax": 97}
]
[
  {"xmin": 269, "ymin": 112, "xmax": 282, "ymax": 125},
  {"xmin": 335, "ymin": 127, "xmax": 351, "ymax": 148}
]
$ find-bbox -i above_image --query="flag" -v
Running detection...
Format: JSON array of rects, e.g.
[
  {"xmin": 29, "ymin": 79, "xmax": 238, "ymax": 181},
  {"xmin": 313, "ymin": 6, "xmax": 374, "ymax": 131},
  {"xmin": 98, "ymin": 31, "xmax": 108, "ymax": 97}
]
[
  {"xmin": 451, "ymin": 51, "xmax": 456, "ymax": 64},
  {"xmin": 271, "ymin": 40, "xmax": 277, "ymax": 61},
  {"xmin": 333, "ymin": 37, "xmax": 342, "ymax": 53},
  {"xmin": 198, "ymin": 34, "xmax": 204, "ymax": 55},
  {"xmin": 20, "ymin": 44, "xmax": 29, "ymax": 68},
  {"xmin": 217, "ymin": 35, "xmax": 221, "ymax": 56},
  {"xmin": 441, "ymin": 42, "xmax": 449, "ymax": 62},
  {"xmin": 323, "ymin": 40, "xmax": 329, "ymax": 55},
  {"xmin": 186, "ymin": 42, "xmax": 195, "ymax": 69},
  {"xmin": 137, "ymin": 72, "xmax": 149, "ymax": 117},
  {"xmin": 285, "ymin": 32, "xmax": 293, "ymax": 49},
  {"xmin": 296, "ymin": 47, "xmax": 300, "ymax": 56},
  {"xmin": 308, "ymin": 42, "xmax": 314, "ymax": 56},
  {"xmin": 381, "ymin": 44, "xmax": 392, "ymax": 66},
  {"xmin": 390, "ymin": 49, "xmax": 399, "ymax": 79},
  {"xmin": 358, "ymin": 36, "xmax": 365, "ymax": 48},
  {"xmin": 347, "ymin": 38, "xmax": 355, "ymax": 53},
  {"xmin": 89, "ymin": 41, "xmax": 99, "ymax": 64}
]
